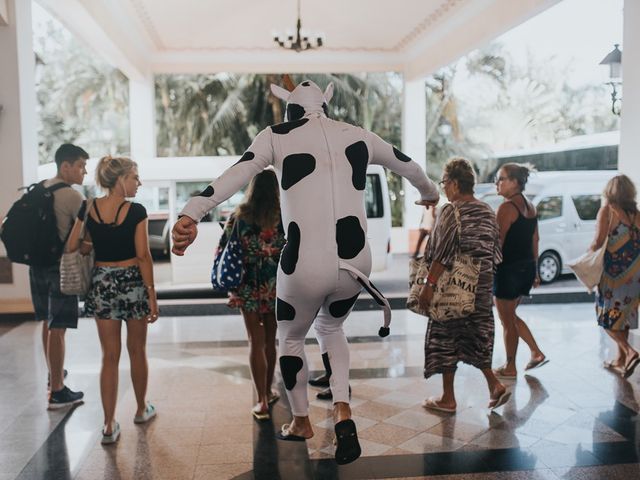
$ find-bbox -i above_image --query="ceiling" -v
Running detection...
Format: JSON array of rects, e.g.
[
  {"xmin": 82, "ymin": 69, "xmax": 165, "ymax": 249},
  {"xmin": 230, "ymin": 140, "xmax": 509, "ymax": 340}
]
[{"xmin": 38, "ymin": 0, "xmax": 561, "ymax": 80}]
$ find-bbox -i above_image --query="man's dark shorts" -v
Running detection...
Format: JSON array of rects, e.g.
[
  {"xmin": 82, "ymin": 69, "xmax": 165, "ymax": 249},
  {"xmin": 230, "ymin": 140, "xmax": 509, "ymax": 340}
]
[{"xmin": 29, "ymin": 264, "xmax": 78, "ymax": 329}]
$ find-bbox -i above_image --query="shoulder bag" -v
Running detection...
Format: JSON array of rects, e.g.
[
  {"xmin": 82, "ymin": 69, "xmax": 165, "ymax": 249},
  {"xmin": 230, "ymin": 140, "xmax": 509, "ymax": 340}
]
[
  {"xmin": 211, "ymin": 217, "xmax": 244, "ymax": 291},
  {"xmin": 60, "ymin": 199, "xmax": 95, "ymax": 296},
  {"xmin": 407, "ymin": 204, "xmax": 481, "ymax": 320}
]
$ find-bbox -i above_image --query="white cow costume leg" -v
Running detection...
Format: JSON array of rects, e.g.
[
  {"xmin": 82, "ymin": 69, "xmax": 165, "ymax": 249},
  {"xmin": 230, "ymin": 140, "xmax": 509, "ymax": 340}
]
[{"xmin": 175, "ymin": 80, "xmax": 439, "ymax": 464}]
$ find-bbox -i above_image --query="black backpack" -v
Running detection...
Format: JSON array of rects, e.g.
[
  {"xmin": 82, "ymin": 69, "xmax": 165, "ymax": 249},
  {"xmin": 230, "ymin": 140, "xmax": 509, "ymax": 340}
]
[{"xmin": 1, "ymin": 181, "xmax": 71, "ymax": 266}]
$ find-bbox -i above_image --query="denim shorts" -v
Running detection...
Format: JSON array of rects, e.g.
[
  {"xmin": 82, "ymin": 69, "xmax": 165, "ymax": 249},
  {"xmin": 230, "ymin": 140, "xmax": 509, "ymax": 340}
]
[
  {"xmin": 29, "ymin": 264, "xmax": 79, "ymax": 329},
  {"xmin": 84, "ymin": 266, "xmax": 150, "ymax": 321},
  {"xmin": 493, "ymin": 260, "xmax": 537, "ymax": 300}
]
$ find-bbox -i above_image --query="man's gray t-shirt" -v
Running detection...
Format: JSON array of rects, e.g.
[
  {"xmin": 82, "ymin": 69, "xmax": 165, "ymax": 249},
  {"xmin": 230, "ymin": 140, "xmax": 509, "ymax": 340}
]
[{"xmin": 43, "ymin": 178, "xmax": 84, "ymax": 242}]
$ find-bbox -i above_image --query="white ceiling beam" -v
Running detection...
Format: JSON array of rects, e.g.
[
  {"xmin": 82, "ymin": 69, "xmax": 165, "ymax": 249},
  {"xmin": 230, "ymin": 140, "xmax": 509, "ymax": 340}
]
[
  {"xmin": 403, "ymin": 0, "xmax": 562, "ymax": 80},
  {"xmin": 36, "ymin": 0, "xmax": 152, "ymax": 81}
]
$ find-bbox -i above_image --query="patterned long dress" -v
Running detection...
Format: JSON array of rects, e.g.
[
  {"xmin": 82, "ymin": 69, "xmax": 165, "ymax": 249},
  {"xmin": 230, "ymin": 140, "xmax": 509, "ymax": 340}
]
[
  {"xmin": 596, "ymin": 219, "xmax": 640, "ymax": 331},
  {"xmin": 217, "ymin": 215, "xmax": 286, "ymax": 314},
  {"xmin": 423, "ymin": 200, "xmax": 502, "ymax": 379}
]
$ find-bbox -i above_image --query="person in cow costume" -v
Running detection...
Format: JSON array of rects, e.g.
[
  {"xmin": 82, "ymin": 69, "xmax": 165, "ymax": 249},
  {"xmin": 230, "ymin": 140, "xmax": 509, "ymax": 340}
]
[{"xmin": 172, "ymin": 80, "xmax": 439, "ymax": 464}]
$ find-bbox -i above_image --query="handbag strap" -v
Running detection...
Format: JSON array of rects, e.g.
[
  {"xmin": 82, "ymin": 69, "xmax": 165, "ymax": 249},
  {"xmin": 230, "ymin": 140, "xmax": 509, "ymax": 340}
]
[
  {"xmin": 80, "ymin": 199, "xmax": 93, "ymax": 241},
  {"xmin": 450, "ymin": 203, "xmax": 463, "ymax": 254}
]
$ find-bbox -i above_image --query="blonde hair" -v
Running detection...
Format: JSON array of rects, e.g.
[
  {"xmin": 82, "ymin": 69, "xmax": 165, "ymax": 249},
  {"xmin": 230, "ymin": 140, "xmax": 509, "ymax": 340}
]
[
  {"xmin": 500, "ymin": 162, "xmax": 536, "ymax": 192},
  {"xmin": 95, "ymin": 156, "xmax": 137, "ymax": 190},
  {"xmin": 444, "ymin": 157, "xmax": 476, "ymax": 194},
  {"xmin": 603, "ymin": 174, "xmax": 638, "ymax": 214}
]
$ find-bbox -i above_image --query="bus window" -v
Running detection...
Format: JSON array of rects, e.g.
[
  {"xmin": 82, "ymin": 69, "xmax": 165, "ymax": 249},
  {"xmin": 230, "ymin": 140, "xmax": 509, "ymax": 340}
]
[{"xmin": 365, "ymin": 174, "xmax": 383, "ymax": 218}]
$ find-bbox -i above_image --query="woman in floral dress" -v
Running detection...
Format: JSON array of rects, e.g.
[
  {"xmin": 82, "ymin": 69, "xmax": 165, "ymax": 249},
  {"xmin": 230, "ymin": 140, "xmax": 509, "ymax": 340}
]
[
  {"xmin": 591, "ymin": 174, "xmax": 640, "ymax": 378},
  {"xmin": 217, "ymin": 170, "xmax": 286, "ymax": 419}
]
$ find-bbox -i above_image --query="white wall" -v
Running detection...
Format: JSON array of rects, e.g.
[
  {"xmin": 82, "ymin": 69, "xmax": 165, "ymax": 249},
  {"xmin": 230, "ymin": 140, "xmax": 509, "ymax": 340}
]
[
  {"xmin": 619, "ymin": 0, "xmax": 640, "ymax": 184},
  {"xmin": 0, "ymin": 0, "xmax": 38, "ymax": 312}
]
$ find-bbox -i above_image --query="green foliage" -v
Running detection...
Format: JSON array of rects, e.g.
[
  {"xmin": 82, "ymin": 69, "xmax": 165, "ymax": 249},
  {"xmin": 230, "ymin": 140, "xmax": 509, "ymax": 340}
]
[{"xmin": 33, "ymin": 5, "xmax": 129, "ymax": 164}]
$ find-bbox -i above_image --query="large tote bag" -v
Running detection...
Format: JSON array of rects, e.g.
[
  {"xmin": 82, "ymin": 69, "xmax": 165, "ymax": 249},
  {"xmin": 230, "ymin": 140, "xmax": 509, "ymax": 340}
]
[
  {"xmin": 567, "ymin": 244, "xmax": 605, "ymax": 293},
  {"xmin": 407, "ymin": 204, "xmax": 480, "ymax": 320},
  {"xmin": 60, "ymin": 200, "xmax": 95, "ymax": 296},
  {"xmin": 211, "ymin": 217, "xmax": 244, "ymax": 291}
]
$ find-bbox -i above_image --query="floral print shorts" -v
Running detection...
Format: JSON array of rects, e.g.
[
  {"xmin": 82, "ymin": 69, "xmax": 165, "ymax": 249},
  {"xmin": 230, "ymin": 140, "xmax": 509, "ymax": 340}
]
[{"xmin": 84, "ymin": 266, "xmax": 150, "ymax": 321}]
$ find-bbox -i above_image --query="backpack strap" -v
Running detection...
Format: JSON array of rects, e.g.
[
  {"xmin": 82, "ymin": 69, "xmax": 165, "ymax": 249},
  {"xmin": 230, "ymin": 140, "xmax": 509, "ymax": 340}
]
[{"xmin": 46, "ymin": 182, "xmax": 71, "ymax": 193}]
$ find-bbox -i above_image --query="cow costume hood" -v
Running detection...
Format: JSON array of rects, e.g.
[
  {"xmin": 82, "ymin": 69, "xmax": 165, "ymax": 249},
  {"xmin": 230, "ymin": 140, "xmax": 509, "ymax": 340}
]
[{"xmin": 271, "ymin": 80, "xmax": 333, "ymax": 121}]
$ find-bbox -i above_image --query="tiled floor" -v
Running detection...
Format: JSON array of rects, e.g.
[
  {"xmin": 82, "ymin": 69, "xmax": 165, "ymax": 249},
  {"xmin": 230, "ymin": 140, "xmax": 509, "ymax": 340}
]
[{"xmin": 1, "ymin": 303, "xmax": 638, "ymax": 479}]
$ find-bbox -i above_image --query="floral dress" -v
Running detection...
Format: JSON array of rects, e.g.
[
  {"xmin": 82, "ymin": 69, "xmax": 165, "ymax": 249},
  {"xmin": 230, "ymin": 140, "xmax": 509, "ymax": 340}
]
[
  {"xmin": 596, "ymin": 219, "xmax": 640, "ymax": 331},
  {"xmin": 217, "ymin": 215, "xmax": 286, "ymax": 314}
]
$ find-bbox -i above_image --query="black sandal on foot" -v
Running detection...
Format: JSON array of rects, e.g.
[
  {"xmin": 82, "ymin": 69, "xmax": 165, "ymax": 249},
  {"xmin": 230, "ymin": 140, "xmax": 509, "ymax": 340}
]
[{"xmin": 334, "ymin": 419, "xmax": 361, "ymax": 465}]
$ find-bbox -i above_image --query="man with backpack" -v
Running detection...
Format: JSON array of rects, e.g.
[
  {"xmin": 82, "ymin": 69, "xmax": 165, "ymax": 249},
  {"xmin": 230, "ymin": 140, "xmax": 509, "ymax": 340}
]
[{"xmin": 2, "ymin": 144, "xmax": 88, "ymax": 408}]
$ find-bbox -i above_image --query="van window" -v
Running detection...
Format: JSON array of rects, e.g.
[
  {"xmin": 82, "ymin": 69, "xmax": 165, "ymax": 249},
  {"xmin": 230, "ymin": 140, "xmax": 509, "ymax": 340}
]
[
  {"xmin": 537, "ymin": 196, "xmax": 563, "ymax": 221},
  {"xmin": 572, "ymin": 195, "xmax": 601, "ymax": 221},
  {"xmin": 365, "ymin": 174, "xmax": 383, "ymax": 218}
]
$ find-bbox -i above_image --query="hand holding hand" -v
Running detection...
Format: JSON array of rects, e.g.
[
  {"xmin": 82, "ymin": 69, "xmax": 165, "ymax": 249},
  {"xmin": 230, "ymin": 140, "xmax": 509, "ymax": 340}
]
[{"xmin": 171, "ymin": 216, "xmax": 198, "ymax": 256}]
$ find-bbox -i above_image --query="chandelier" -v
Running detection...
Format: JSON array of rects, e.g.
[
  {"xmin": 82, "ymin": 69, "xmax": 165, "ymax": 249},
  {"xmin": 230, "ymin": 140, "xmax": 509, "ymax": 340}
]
[{"xmin": 273, "ymin": 0, "xmax": 323, "ymax": 52}]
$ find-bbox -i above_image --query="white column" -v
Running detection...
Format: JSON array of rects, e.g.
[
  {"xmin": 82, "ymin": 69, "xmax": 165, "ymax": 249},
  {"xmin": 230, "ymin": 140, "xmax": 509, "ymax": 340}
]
[
  {"xmin": 0, "ymin": 0, "xmax": 38, "ymax": 312},
  {"xmin": 619, "ymin": 0, "xmax": 640, "ymax": 184},
  {"xmin": 401, "ymin": 78, "xmax": 427, "ymax": 254},
  {"xmin": 129, "ymin": 74, "xmax": 156, "ymax": 161}
]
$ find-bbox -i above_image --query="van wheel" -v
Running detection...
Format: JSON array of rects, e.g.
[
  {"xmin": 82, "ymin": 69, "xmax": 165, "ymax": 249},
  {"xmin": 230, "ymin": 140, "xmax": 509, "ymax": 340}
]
[{"xmin": 538, "ymin": 252, "xmax": 561, "ymax": 284}]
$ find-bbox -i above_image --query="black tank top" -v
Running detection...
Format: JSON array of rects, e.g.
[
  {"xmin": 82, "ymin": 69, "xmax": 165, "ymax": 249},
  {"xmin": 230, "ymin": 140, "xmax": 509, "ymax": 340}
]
[
  {"xmin": 78, "ymin": 200, "xmax": 147, "ymax": 262},
  {"xmin": 502, "ymin": 195, "xmax": 537, "ymax": 265}
]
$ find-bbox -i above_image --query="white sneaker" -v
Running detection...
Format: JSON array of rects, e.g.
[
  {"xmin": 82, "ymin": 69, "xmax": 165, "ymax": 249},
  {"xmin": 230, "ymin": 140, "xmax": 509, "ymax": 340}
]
[
  {"xmin": 101, "ymin": 421, "xmax": 120, "ymax": 445},
  {"xmin": 134, "ymin": 403, "xmax": 157, "ymax": 424}
]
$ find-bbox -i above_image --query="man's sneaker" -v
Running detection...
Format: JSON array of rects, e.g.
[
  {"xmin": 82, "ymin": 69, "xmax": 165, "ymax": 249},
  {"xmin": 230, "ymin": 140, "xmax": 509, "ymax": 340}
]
[
  {"xmin": 101, "ymin": 422, "xmax": 121, "ymax": 445},
  {"xmin": 47, "ymin": 369, "xmax": 68, "ymax": 388},
  {"xmin": 48, "ymin": 386, "xmax": 84, "ymax": 409}
]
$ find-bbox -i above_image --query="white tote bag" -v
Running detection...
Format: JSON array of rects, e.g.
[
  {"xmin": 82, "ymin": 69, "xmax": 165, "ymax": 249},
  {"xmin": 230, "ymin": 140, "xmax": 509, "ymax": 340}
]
[{"xmin": 567, "ymin": 245, "xmax": 605, "ymax": 293}]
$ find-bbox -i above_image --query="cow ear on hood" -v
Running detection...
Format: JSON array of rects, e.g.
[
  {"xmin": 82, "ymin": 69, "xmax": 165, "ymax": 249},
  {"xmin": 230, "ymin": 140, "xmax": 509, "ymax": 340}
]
[
  {"xmin": 323, "ymin": 82, "xmax": 334, "ymax": 103},
  {"xmin": 270, "ymin": 84, "xmax": 291, "ymax": 101}
]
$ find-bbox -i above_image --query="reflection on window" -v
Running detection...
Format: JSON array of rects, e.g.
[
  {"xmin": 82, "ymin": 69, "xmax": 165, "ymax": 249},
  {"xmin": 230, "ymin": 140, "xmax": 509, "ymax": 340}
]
[
  {"xmin": 175, "ymin": 182, "xmax": 245, "ymax": 223},
  {"xmin": 537, "ymin": 196, "xmax": 563, "ymax": 221},
  {"xmin": 572, "ymin": 195, "xmax": 601, "ymax": 221},
  {"xmin": 365, "ymin": 174, "xmax": 383, "ymax": 218}
]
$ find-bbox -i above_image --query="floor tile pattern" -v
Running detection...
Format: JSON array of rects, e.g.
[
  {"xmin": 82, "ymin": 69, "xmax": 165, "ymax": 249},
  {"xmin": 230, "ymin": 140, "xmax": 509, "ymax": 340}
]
[{"xmin": 0, "ymin": 303, "xmax": 638, "ymax": 479}]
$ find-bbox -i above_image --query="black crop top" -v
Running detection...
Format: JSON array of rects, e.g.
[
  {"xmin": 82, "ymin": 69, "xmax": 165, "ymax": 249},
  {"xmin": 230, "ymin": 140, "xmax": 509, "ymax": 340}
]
[{"xmin": 78, "ymin": 201, "xmax": 147, "ymax": 262}]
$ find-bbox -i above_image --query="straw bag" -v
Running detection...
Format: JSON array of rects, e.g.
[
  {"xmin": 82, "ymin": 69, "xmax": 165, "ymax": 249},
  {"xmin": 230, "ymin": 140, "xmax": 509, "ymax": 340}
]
[
  {"xmin": 407, "ymin": 256, "xmax": 429, "ymax": 316},
  {"xmin": 60, "ymin": 200, "xmax": 94, "ymax": 296},
  {"xmin": 407, "ymin": 204, "xmax": 480, "ymax": 320}
]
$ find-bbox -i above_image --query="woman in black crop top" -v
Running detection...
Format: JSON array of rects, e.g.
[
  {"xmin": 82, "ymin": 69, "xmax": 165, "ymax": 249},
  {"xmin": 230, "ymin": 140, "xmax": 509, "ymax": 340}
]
[
  {"xmin": 66, "ymin": 156, "xmax": 158, "ymax": 444},
  {"xmin": 493, "ymin": 163, "xmax": 547, "ymax": 379}
]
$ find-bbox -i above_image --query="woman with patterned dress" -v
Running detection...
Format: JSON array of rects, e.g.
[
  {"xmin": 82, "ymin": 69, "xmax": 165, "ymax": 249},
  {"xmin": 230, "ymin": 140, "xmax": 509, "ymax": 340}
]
[
  {"xmin": 216, "ymin": 170, "xmax": 286, "ymax": 419},
  {"xmin": 419, "ymin": 158, "xmax": 510, "ymax": 413},
  {"xmin": 591, "ymin": 174, "xmax": 640, "ymax": 378}
]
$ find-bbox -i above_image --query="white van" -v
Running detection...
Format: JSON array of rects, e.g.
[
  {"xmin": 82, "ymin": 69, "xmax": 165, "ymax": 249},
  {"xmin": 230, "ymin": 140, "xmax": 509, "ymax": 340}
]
[
  {"xmin": 170, "ymin": 164, "xmax": 392, "ymax": 284},
  {"xmin": 479, "ymin": 171, "xmax": 617, "ymax": 283}
]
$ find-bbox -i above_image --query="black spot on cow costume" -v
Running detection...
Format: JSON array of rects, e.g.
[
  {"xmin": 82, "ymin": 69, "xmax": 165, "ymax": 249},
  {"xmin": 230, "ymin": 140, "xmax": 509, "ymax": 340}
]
[{"xmin": 180, "ymin": 79, "xmax": 439, "ymax": 443}]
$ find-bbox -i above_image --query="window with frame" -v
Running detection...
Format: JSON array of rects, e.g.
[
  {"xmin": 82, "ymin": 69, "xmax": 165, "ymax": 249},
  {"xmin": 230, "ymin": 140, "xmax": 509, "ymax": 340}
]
[
  {"xmin": 537, "ymin": 196, "xmax": 563, "ymax": 221},
  {"xmin": 572, "ymin": 195, "xmax": 601, "ymax": 221}
]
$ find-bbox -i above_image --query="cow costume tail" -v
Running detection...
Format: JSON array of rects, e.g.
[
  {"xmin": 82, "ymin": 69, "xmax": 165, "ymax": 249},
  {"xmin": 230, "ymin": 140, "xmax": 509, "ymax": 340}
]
[{"xmin": 338, "ymin": 261, "xmax": 391, "ymax": 337}]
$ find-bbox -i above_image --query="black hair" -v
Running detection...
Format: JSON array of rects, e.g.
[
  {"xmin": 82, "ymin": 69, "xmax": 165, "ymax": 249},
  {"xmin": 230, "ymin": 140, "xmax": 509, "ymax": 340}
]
[{"xmin": 54, "ymin": 144, "xmax": 89, "ymax": 169}]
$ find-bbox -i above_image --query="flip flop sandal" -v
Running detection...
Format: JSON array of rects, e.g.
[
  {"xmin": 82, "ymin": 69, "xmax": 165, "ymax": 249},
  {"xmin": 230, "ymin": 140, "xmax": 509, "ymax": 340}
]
[
  {"xmin": 134, "ymin": 403, "xmax": 157, "ymax": 424},
  {"xmin": 421, "ymin": 397, "xmax": 456, "ymax": 413},
  {"xmin": 334, "ymin": 419, "xmax": 361, "ymax": 465},
  {"xmin": 489, "ymin": 390, "xmax": 512, "ymax": 411},
  {"xmin": 624, "ymin": 356, "xmax": 640, "ymax": 379},
  {"xmin": 493, "ymin": 367, "xmax": 517, "ymax": 379},
  {"xmin": 251, "ymin": 406, "xmax": 270, "ymax": 421},
  {"xmin": 275, "ymin": 424, "xmax": 307, "ymax": 442},
  {"xmin": 267, "ymin": 391, "xmax": 280, "ymax": 405},
  {"xmin": 525, "ymin": 358, "xmax": 549, "ymax": 371}
]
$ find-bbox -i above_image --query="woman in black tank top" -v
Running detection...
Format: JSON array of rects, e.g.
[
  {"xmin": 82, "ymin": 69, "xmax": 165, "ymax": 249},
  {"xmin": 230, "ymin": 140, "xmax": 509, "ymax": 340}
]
[{"xmin": 493, "ymin": 164, "xmax": 548, "ymax": 379}]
